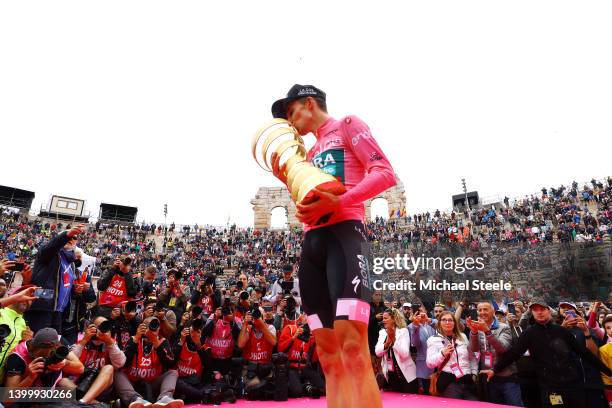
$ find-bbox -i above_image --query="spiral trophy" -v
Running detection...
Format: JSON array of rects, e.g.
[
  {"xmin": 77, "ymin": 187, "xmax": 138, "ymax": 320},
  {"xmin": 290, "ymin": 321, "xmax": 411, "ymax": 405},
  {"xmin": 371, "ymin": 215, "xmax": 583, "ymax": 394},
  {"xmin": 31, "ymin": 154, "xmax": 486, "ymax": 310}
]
[{"xmin": 252, "ymin": 119, "xmax": 346, "ymax": 223}]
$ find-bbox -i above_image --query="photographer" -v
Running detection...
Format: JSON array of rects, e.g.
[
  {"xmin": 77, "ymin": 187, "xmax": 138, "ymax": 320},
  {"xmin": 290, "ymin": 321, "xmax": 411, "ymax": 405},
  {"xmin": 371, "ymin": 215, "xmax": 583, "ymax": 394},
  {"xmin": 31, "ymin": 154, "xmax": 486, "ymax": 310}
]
[
  {"xmin": 4, "ymin": 327, "xmax": 84, "ymax": 389},
  {"xmin": 190, "ymin": 274, "xmax": 221, "ymax": 318},
  {"xmin": 113, "ymin": 301, "xmax": 141, "ymax": 350},
  {"xmin": 278, "ymin": 314, "xmax": 325, "ymax": 398},
  {"xmin": 173, "ymin": 317, "xmax": 210, "ymax": 404},
  {"xmin": 115, "ymin": 316, "xmax": 183, "ymax": 408},
  {"xmin": 238, "ymin": 304, "xmax": 277, "ymax": 395},
  {"xmin": 26, "ymin": 223, "xmax": 86, "ymax": 333},
  {"xmin": 158, "ymin": 269, "xmax": 189, "ymax": 322},
  {"xmin": 71, "ymin": 315, "xmax": 126, "ymax": 404},
  {"xmin": 264, "ymin": 264, "xmax": 301, "ymax": 314},
  {"xmin": 97, "ymin": 256, "xmax": 138, "ymax": 319},
  {"xmin": 203, "ymin": 306, "xmax": 240, "ymax": 376},
  {"xmin": 273, "ymin": 294, "xmax": 300, "ymax": 332}
]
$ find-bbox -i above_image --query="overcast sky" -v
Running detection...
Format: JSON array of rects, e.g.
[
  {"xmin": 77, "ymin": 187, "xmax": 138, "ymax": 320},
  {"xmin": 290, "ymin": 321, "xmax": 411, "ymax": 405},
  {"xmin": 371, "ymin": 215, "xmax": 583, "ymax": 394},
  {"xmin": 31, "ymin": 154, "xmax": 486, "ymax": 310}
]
[{"xmin": 1, "ymin": 1, "xmax": 610, "ymax": 228}]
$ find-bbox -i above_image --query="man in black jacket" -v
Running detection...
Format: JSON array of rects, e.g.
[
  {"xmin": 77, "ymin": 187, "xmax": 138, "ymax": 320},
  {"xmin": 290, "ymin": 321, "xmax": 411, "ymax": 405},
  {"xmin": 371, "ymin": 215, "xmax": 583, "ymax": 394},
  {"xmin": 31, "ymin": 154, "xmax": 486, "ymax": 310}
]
[
  {"xmin": 96, "ymin": 256, "xmax": 138, "ymax": 319},
  {"xmin": 25, "ymin": 223, "xmax": 86, "ymax": 333},
  {"xmin": 482, "ymin": 300, "xmax": 612, "ymax": 408}
]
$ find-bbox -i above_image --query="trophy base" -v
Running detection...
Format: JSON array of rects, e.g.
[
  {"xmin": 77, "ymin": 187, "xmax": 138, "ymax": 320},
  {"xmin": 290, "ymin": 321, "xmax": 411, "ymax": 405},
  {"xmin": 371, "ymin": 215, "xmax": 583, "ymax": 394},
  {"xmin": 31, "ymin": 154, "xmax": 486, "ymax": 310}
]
[{"xmin": 299, "ymin": 180, "xmax": 347, "ymax": 225}]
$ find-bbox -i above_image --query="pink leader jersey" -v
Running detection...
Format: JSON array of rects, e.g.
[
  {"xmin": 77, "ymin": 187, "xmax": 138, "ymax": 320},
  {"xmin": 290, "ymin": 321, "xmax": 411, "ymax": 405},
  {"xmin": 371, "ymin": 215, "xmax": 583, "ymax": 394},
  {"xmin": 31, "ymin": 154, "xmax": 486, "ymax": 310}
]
[{"xmin": 304, "ymin": 115, "xmax": 396, "ymax": 232}]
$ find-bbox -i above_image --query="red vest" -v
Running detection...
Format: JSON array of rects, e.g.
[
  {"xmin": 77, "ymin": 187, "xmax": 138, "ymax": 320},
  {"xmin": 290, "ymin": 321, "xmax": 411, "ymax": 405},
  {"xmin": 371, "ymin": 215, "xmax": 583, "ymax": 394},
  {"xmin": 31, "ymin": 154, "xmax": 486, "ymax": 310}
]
[
  {"xmin": 199, "ymin": 295, "xmax": 214, "ymax": 315},
  {"xmin": 79, "ymin": 344, "xmax": 110, "ymax": 370},
  {"xmin": 281, "ymin": 325, "xmax": 316, "ymax": 369},
  {"xmin": 242, "ymin": 327, "xmax": 273, "ymax": 364},
  {"xmin": 99, "ymin": 274, "xmax": 128, "ymax": 306},
  {"xmin": 176, "ymin": 344, "xmax": 203, "ymax": 378},
  {"xmin": 204, "ymin": 320, "xmax": 234, "ymax": 359},
  {"xmin": 126, "ymin": 340, "xmax": 163, "ymax": 382}
]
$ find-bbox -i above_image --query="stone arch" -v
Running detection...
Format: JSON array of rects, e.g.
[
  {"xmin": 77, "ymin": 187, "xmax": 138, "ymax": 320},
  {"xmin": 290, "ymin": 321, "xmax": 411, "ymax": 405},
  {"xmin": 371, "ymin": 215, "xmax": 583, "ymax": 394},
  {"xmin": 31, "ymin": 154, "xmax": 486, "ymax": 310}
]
[
  {"xmin": 370, "ymin": 197, "xmax": 390, "ymax": 220},
  {"xmin": 251, "ymin": 187, "xmax": 298, "ymax": 230},
  {"xmin": 251, "ymin": 174, "xmax": 406, "ymax": 229},
  {"xmin": 365, "ymin": 174, "xmax": 406, "ymax": 221},
  {"xmin": 270, "ymin": 205, "xmax": 289, "ymax": 229}
]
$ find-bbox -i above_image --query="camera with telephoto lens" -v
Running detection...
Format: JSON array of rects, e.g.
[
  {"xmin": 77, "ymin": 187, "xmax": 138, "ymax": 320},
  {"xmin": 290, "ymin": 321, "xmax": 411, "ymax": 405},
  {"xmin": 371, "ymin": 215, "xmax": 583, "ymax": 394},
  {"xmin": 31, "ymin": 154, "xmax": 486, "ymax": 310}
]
[
  {"xmin": 45, "ymin": 345, "xmax": 69, "ymax": 367},
  {"xmin": 250, "ymin": 303, "xmax": 262, "ymax": 322},
  {"xmin": 280, "ymin": 280, "xmax": 293, "ymax": 295},
  {"xmin": 97, "ymin": 320, "xmax": 112, "ymax": 334},
  {"xmin": 149, "ymin": 317, "xmax": 160, "ymax": 331},
  {"xmin": 297, "ymin": 323, "xmax": 311, "ymax": 343}
]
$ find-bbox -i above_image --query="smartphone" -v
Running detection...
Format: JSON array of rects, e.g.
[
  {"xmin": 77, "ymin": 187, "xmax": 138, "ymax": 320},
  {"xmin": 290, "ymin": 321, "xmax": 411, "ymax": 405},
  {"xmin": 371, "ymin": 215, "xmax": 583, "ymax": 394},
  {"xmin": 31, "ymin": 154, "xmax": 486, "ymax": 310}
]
[
  {"xmin": 10, "ymin": 262, "xmax": 25, "ymax": 272},
  {"xmin": 565, "ymin": 310, "xmax": 577, "ymax": 319},
  {"xmin": 468, "ymin": 309, "xmax": 478, "ymax": 321},
  {"xmin": 34, "ymin": 288, "xmax": 55, "ymax": 300},
  {"xmin": 507, "ymin": 303, "xmax": 516, "ymax": 314}
]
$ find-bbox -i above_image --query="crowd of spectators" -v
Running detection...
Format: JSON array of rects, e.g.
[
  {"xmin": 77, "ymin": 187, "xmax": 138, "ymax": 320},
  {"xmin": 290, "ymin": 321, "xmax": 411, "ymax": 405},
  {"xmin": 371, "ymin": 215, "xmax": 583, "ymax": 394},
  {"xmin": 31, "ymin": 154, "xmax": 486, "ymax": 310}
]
[{"xmin": 0, "ymin": 176, "xmax": 609, "ymax": 408}]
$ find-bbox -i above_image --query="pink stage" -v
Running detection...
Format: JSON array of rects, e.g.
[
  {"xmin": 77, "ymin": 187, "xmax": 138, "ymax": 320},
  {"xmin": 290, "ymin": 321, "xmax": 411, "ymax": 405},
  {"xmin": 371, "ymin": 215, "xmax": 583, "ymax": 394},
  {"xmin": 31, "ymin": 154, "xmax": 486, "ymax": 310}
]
[{"xmin": 186, "ymin": 392, "xmax": 514, "ymax": 407}]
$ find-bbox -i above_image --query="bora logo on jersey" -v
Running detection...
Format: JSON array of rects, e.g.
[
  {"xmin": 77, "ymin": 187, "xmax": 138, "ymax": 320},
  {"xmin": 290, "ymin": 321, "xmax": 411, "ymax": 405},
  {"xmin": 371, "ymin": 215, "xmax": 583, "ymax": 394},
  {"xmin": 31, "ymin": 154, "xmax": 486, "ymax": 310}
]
[{"xmin": 311, "ymin": 149, "xmax": 345, "ymax": 183}]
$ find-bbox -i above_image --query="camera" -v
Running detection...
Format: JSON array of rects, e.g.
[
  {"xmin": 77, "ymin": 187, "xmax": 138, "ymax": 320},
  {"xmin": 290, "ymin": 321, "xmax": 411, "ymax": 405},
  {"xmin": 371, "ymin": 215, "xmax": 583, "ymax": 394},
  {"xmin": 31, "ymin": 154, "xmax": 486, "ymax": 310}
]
[
  {"xmin": 250, "ymin": 303, "xmax": 262, "ymax": 321},
  {"xmin": 149, "ymin": 318, "xmax": 160, "ymax": 331},
  {"xmin": 97, "ymin": 320, "xmax": 112, "ymax": 333},
  {"xmin": 280, "ymin": 280, "xmax": 293, "ymax": 295},
  {"xmin": 46, "ymin": 345, "xmax": 69, "ymax": 367},
  {"xmin": 9, "ymin": 262, "xmax": 24, "ymax": 272},
  {"xmin": 297, "ymin": 323, "xmax": 311, "ymax": 343}
]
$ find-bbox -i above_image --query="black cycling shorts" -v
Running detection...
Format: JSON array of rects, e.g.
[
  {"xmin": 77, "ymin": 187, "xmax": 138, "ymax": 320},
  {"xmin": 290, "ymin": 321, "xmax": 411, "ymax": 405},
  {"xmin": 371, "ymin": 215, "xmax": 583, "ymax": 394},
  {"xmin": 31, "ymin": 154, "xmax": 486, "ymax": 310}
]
[{"xmin": 298, "ymin": 220, "xmax": 372, "ymax": 330}]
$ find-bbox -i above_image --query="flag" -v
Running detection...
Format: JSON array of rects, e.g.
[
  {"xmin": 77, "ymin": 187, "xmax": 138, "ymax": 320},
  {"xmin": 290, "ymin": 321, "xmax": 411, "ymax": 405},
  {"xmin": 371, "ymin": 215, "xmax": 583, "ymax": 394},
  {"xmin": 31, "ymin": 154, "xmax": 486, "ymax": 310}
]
[
  {"xmin": 389, "ymin": 208, "xmax": 395, "ymax": 218},
  {"xmin": 396, "ymin": 209, "xmax": 401, "ymax": 217}
]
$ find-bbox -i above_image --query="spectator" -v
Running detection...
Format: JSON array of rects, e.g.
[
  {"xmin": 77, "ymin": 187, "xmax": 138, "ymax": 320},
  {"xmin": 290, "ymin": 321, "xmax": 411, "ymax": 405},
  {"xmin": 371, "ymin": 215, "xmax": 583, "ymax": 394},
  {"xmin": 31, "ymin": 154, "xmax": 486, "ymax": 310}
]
[
  {"xmin": 375, "ymin": 308, "xmax": 418, "ymax": 393},
  {"xmin": 426, "ymin": 311, "xmax": 478, "ymax": 400},
  {"xmin": 482, "ymin": 300, "xmax": 612, "ymax": 408},
  {"xmin": 25, "ymin": 223, "xmax": 86, "ymax": 333},
  {"xmin": 467, "ymin": 300, "xmax": 523, "ymax": 406},
  {"xmin": 408, "ymin": 307, "xmax": 437, "ymax": 394}
]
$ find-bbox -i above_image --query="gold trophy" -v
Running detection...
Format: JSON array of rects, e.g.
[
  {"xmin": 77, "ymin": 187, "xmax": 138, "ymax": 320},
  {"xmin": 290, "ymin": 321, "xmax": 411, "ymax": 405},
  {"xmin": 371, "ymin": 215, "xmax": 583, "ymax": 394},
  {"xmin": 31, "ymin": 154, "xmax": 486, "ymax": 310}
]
[{"xmin": 252, "ymin": 119, "xmax": 346, "ymax": 222}]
